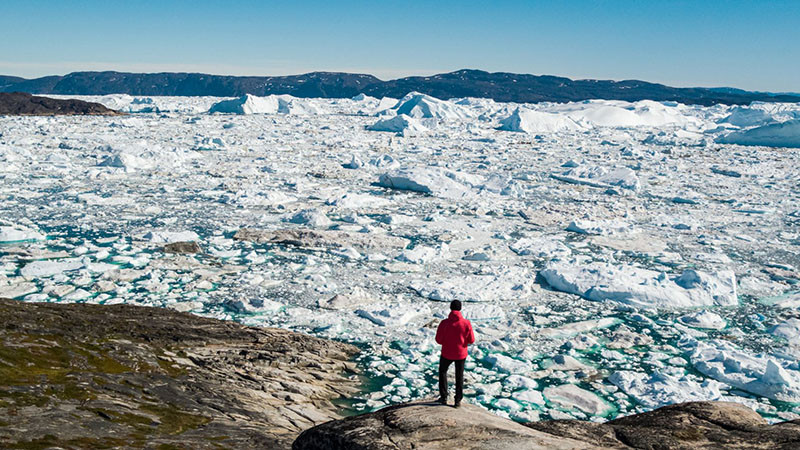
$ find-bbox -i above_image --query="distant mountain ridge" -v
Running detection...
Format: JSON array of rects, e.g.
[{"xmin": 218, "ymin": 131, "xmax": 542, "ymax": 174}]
[{"xmin": 2, "ymin": 69, "xmax": 798, "ymax": 106}]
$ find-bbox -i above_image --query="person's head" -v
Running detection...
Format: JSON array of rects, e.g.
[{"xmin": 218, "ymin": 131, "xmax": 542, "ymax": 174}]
[{"xmin": 450, "ymin": 300, "xmax": 462, "ymax": 311}]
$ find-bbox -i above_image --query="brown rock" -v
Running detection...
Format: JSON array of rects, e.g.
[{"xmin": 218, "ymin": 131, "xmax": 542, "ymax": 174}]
[
  {"xmin": 292, "ymin": 400, "xmax": 593, "ymax": 450},
  {"xmin": 528, "ymin": 401, "xmax": 800, "ymax": 449},
  {"xmin": 163, "ymin": 240, "xmax": 202, "ymax": 254},
  {"xmin": 0, "ymin": 92, "xmax": 122, "ymax": 115},
  {"xmin": 0, "ymin": 298, "xmax": 360, "ymax": 449}
]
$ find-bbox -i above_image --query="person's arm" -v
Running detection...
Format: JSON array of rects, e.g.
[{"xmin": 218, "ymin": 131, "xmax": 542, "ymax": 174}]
[
  {"xmin": 435, "ymin": 322, "xmax": 443, "ymax": 345},
  {"xmin": 466, "ymin": 321, "xmax": 475, "ymax": 345}
]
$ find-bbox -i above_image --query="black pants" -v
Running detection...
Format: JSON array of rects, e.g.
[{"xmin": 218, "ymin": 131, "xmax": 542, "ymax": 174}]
[{"xmin": 438, "ymin": 356, "xmax": 465, "ymax": 401}]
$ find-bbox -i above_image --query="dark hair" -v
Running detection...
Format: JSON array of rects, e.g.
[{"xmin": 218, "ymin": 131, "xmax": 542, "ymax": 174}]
[{"xmin": 450, "ymin": 300, "xmax": 462, "ymax": 311}]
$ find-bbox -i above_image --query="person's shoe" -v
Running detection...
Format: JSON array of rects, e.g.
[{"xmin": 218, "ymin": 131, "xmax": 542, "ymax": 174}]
[
  {"xmin": 436, "ymin": 396, "xmax": 447, "ymax": 405},
  {"xmin": 453, "ymin": 398, "xmax": 462, "ymax": 408}
]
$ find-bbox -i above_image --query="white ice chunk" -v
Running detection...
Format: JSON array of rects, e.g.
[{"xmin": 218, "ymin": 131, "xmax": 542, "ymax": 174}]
[
  {"xmin": 566, "ymin": 219, "xmax": 635, "ymax": 236},
  {"xmin": 0, "ymin": 224, "xmax": 44, "ymax": 243},
  {"xmin": 770, "ymin": 319, "xmax": 800, "ymax": 341},
  {"xmin": 541, "ymin": 260, "xmax": 738, "ymax": 308},
  {"xmin": 678, "ymin": 310, "xmax": 727, "ymax": 330},
  {"xmin": 717, "ymin": 119, "xmax": 800, "ymax": 148},
  {"xmin": 497, "ymin": 108, "xmax": 583, "ymax": 133},
  {"xmin": 684, "ymin": 338, "xmax": 800, "ymax": 402},
  {"xmin": 553, "ymin": 165, "xmax": 641, "ymax": 192},
  {"xmin": 484, "ymin": 353, "xmax": 533, "ymax": 374},
  {"xmin": 21, "ymin": 258, "xmax": 84, "ymax": 278},
  {"xmin": 378, "ymin": 167, "xmax": 476, "ymax": 200},
  {"xmin": 367, "ymin": 115, "xmax": 428, "ymax": 135},
  {"xmin": 609, "ymin": 370, "xmax": 724, "ymax": 409},
  {"xmin": 356, "ymin": 301, "xmax": 431, "ymax": 327},
  {"xmin": 411, "ymin": 266, "xmax": 533, "ymax": 303},
  {"xmin": 543, "ymin": 384, "xmax": 613, "ymax": 416},
  {"xmin": 144, "ymin": 230, "xmax": 200, "ymax": 244}
]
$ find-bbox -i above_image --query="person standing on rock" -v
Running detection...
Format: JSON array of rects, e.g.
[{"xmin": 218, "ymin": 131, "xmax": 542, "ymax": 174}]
[{"xmin": 435, "ymin": 300, "xmax": 475, "ymax": 408}]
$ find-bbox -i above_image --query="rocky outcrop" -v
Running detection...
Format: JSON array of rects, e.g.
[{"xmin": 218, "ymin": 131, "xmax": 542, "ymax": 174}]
[
  {"xmin": 294, "ymin": 400, "xmax": 800, "ymax": 450},
  {"xmin": 292, "ymin": 401, "xmax": 593, "ymax": 450},
  {"xmin": 162, "ymin": 240, "xmax": 202, "ymax": 254},
  {"xmin": 0, "ymin": 298, "xmax": 360, "ymax": 449},
  {"xmin": 529, "ymin": 401, "xmax": 800, "ymax": 449},
  {"xmin": 0, "ymin": 92, "xmax": 122, "ymax": 115}
]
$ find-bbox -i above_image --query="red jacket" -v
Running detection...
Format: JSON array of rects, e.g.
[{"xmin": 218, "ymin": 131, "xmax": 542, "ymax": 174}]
[{"xmin": 435, "ymin": 310, "xmax": 475, "ymax": 360}]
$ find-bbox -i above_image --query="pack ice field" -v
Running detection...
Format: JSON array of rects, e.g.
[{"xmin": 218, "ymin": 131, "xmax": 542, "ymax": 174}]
[{"xmin": 1, "ymin": 92, "xmax": 799, "ymax": 423}]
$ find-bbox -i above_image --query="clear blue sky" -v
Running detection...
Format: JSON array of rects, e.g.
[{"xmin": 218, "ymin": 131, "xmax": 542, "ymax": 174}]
[{"xmin": 1, "ymin": 0, "xmax": 798, "ymax": 92}]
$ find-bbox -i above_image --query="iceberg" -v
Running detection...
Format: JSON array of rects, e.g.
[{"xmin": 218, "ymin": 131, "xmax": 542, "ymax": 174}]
[
  {"xmin": 367, "ymin": 114, "xmax": 428, "ymax": 135},
  {"xmin": 541, "ymin": 260, "xmax": 738, "ymax": 308},
  {"xmin": 209, "ymin": 94, "xmax": 320, "ymax": 115},
  {"xmin": 683, "ymin": 338, "xmax": 800, "ymax": 403},
  {"xmin": 717, "ymin": 119, "xmax": 800, "ymax": 148},
  {"xmin": 382, "ymin": 92, "xmax": 472, "ymax": 120},
  {"xmin": 0, "ymin": 224, "xmax": 44, "ymax": 243},
  {"xmin": 497, "ymin": 108, "xmax": 582, "ymax": 133},
  {"xmin": 377, "ymin": 167, "xmax": 476, "ymax": 199}
]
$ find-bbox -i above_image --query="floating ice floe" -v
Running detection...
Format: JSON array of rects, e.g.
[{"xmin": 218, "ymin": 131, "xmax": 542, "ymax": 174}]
[
  {"xmin": 284, "ymin": 209, "xmax": 333, "ymax": 228},
  {"xmin": 609, "ymin": 370, "xmax": 725, "ymax": 409},
  {"xmin": 194, "ymin": 136, "xmax": 227, "ymax": 151},
  {"xmin": 0, "ymin": 281, "xmax": 38, "ymax": 298},
  {"xmin": 485, "ymin": 353, "xmax": 533, "ymax": 374},
  {"xmin": 20, "ymin": 258, "xmax": 84, "ymax": 278},
  {"xmin": 226, "ymin": 297, "xmax": 283, "ymax": 314},
  {"xmin": 398, "ymin": 244, "xmax": 449, "ymax": 265},
  {"xmin": 367, "ymin": 114, "xmax": 428, "ymax": 135},
  {"xmin": 717, "ymin": 119, "xmax": 800, "ymax": 148},
  {"xmin": 411, "ymin": 266, "xmax": 533, "ymax": 303},
  {"xmin": 509, "ymin": 236, "xmax": 571, "ymax": 259},
  {"xmin": 683, "ymin": 338, "xmax": 800, "ymax": 403},
  {"xmin": 543, "ymin": 383, "xmax": 614, "ymax": 417},
  {"xmin": 377, "ymin": 167, "xmax": 478, "ymax": 200},
  {"xmin": 144, "ymin": 230, "xmax": 200, "ymax": 244},
  {"xmin": 379, "ymin": 92, "xmax": 473, "ymax": 120},
  {"xmin": 325, "ymin": 192, "xmax": 390, "ymax": 209},
  {"xmin": 97, "ymin": 152, "xmax": 155, "ymax": 172},
  {"xmin": 541, "ymin": 260, "xmax": 738, "ymax": 308},
  {"xmin": 0, "ymin": 224, "xmax": 44, "ymax": 243},
  {"xmin": 552, "ymin": 165, "xmax": 641, "ymax": 192},
  {"xmin": 770, "ymin": 319, "xmax": 800, "ymax": 341},
  {"xmin": 566, "ymin": 219, "xmax": 635, "ymax": 236},
  {"xmin": 497, "ymin": 108, "xmax": 583, "ymax": 133},
  {"xmin": 678, "ymin": 310, "xmax": 727, "ymax": 330},
  {"xmin": 356, "ymin": 301, "xmax": 431, "ymax": 327},
  {"xmin": 538, "ymin": 317, "xmax": 620, "ymax": 339}
]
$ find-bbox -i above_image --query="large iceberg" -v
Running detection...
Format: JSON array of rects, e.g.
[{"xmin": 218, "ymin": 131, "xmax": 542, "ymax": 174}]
[
  {"xmin": 380, "ymin": 92, "xmax": 472, "ymax": 120},
  {"xmin": 367, "ymin": 114, "xmax": 428, "ymax": 135},
  {"xmin": 540, "ymin": 260, "xmax": 738, "ymax": 308},
  {"xmin": 552, "ymin": 165, "xmax": 641, "ymax": 192},
  {"xmin": 377, "ymin": 167, "xmax": 476, "ymax": 199},
  {"xmin": 717, "ymin": 119, "xmax": 800, "ymax": 148},
  {"xmin": 497, "ymin": 108, "xmax": 582, "ymax": 133},
  {"xmin": 209, "ymin": 94, "xmax": 319, "ymax": 115}
]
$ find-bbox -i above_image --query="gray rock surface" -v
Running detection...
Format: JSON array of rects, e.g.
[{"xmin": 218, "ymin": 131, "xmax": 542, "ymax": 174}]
[
  {"xmin": 529, "ymin": 401, "xmax": 800, "ymax": 449},
  {"xmin": 292, "ymin": 400, "xmax": 593, "ymax": 450},
  {"xmin": 162, "ymin": 240, "xmax": 202, "ymax": 254},
  {"xmin": 0, "ymin": 298, "xmax": 360, "ymax": 449},
  {"xmin": 295, "ymin": 400, "xmax": 800, "ymax": 450}
]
